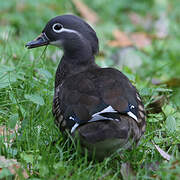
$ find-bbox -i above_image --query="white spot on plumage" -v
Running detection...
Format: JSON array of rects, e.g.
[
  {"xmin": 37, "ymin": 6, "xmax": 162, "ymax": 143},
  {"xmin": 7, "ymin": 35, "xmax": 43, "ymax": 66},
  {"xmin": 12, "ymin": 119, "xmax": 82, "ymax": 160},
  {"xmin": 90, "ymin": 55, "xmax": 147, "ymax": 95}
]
[
  {"xmin": 70, "ymin": 113, "xmax": 116, "ymax": 133},
  {"xmin": 70, "ymin": 105, "xmax": 141, "ymax": 133},
  {"xmin": 69, "ymin": 116, "xmax": 75, "ymax": 121},
  {"xmin": 92, "ymin": 106, "xmax": 117, "ymax": 117},
  {"xmin": 127, "ymin": 111, "xmax": 138, "ymax": 122},
  {"xmin": 88, "ymin": 106, "xmax": 119, "ymax": 122},
  {"xmin": 89, "ymin": 114, "xmax": 114, "ymax": 122},
  {"xmin": 71, "ymin": 123, "xmax": 79, "ymax": 133}
]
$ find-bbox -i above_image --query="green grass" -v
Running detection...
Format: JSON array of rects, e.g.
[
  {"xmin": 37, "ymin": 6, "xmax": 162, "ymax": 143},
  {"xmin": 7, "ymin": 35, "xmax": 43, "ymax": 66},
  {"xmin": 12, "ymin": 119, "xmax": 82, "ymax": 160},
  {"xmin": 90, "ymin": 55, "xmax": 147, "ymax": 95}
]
[{"xmin": 0, "ymin": 0, "xmax": 180, "ymax": 179}]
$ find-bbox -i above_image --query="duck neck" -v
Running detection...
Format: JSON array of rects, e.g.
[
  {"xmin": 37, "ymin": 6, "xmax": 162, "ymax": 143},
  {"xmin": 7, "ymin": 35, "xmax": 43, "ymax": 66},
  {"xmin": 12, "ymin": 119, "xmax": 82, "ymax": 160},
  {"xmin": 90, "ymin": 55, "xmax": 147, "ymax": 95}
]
[
  {"xmin": 63, "ymin": 34, "xmax": 94, "ymax": 63},
  {"xmin": 54, "ymin": 35, "xmax": 99, "ymax": 88},
  {"xmin": 55, "ymin": 53, "xmax": 97, "ymax": 88}
]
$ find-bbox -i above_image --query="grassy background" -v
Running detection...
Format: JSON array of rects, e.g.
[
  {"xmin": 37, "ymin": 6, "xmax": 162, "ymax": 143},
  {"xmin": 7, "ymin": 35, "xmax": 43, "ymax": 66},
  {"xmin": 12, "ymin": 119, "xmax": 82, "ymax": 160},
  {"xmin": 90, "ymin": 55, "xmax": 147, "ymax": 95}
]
[{"xmin": 0, "ymin": 0, "xmax": 179, "ymax": 179}]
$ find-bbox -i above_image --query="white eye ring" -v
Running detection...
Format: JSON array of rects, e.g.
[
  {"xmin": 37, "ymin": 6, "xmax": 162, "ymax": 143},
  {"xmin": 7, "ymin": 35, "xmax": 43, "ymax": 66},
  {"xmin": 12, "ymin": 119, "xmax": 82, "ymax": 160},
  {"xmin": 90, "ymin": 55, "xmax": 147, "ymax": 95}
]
[{"xmin": 52, "ymin": 23, "xmax": 63, "ymax": 33}]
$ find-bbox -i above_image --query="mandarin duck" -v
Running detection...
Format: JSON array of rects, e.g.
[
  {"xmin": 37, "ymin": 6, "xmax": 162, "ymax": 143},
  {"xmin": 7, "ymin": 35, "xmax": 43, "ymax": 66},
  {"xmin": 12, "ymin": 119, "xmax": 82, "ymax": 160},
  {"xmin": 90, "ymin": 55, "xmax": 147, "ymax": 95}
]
[{"xmin": 26, "ymin": 14, "xmax": 146, "ymax": 159}]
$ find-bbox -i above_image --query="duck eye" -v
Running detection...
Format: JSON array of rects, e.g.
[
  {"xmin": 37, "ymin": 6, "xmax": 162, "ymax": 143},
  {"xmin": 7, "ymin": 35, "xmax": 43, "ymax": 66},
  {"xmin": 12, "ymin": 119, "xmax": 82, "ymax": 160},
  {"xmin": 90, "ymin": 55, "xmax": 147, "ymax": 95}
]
[{"xmin": 52, "ymin": 23, "xmax": 63, "ymax": 33}]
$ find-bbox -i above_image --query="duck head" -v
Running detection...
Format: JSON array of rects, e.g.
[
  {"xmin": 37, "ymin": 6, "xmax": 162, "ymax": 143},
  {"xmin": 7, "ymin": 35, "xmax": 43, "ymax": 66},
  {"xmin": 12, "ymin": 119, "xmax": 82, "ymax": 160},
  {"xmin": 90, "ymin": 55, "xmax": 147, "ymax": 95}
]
[{"xmin": 26, "ymin": 15, "xmax": 99, "ymax": 59}]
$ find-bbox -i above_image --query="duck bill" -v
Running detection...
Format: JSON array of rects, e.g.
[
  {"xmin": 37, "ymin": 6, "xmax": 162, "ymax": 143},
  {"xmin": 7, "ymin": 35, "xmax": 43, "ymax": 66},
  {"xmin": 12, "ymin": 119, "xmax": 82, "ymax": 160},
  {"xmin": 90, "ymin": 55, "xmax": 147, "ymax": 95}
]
[{"xmin": 25, "ymin": 33, "xmax": 49, "ymax": 49}]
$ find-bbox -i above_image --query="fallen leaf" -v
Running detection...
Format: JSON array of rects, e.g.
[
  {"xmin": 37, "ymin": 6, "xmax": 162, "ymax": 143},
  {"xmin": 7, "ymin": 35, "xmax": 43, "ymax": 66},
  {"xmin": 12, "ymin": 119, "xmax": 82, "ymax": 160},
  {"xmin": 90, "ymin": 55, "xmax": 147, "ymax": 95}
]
[
  {"xmin": 110, "ymin": 30, "xmax": 133, "ymax": 47},
  {"xmin": 0, "ymin": 156, "xmax": 29, "ymax": 179},
  {"xmin": 71, "ymin": 0, "xmax": 99, "ymax": 24},
  {"xmin": 163, "ymin": 78, "xmax": 180, "ymax": 87},
  {"xmin": 108, "ymin": 30, "xmax": 151, "ymax": 49},
  {"xmin": 153, "ymin": 142, "xmax": 171, "ymax": 161},
  {"xmin": 147, "ymin": 95, "xmax": 166, "ymax": 114},
  {"xmin": 130, "ymin": 32, "xmax": 152, "ymax": 49},
  {"xmin": 129, "ymin": 11, "xmax": 169, "ymax": 39},
  {"xmin": 152, "ymin": 77, "xmax": 180, "ymax": 87}
]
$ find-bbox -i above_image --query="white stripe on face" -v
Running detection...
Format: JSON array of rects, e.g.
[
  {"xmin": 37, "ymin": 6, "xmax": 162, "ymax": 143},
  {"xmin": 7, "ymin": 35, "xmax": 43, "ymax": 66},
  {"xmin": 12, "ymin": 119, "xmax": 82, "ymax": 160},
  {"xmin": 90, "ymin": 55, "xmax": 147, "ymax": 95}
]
[
  {"xmin": 50, "ymin": 27, "xmax": 82, "ymax": 47},
  {"xmin": 57, "ymin": 27, "xmax": 81, "ymax": 35}
]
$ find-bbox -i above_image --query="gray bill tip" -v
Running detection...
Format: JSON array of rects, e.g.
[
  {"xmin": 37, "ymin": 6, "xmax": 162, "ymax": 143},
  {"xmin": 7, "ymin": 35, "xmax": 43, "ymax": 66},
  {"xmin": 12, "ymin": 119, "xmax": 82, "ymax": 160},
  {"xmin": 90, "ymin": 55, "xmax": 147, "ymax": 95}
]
[{"xmin": 25, "ymin": 33, "xmax": 49, "ymax": 49}]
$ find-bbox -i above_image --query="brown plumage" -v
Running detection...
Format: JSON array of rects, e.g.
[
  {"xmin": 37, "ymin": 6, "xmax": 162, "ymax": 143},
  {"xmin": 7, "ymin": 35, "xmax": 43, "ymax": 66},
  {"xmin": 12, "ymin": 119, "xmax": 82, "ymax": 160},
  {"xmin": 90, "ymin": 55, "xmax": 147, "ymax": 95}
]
[{"xmin": 26, "ymin": 14, "xmax": 146, "ymax": 159}]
